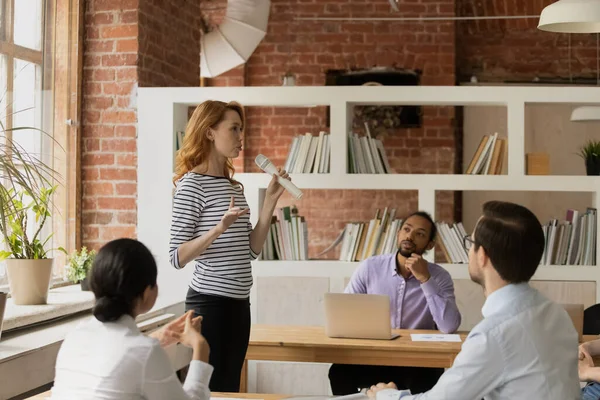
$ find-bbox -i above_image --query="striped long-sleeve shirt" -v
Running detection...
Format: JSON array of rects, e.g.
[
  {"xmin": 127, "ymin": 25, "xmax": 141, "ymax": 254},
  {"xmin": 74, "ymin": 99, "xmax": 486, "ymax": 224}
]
[{"xmin": 169, "ymin": 172, "xmax": 259, "ymax": 299}]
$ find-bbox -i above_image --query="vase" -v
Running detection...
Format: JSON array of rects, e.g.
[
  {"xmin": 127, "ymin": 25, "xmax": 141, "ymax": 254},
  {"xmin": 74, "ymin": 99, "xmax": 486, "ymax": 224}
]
[
  {"xmin": 586, "ymin": 157, "xmax": 600, "ymax": 176},
  {"xmin": 6, "ymin": 258, "xmax": 54, "ymax": 305},
  {"xmin": 80, "ymin": 276, "xmax": 90, "ymax": 291}
]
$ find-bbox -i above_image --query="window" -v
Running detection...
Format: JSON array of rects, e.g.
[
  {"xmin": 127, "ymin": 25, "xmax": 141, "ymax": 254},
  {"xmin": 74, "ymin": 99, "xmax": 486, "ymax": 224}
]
[{"xmin": 0, "ymin": 0, "xmax": 83, "ymax": 291}]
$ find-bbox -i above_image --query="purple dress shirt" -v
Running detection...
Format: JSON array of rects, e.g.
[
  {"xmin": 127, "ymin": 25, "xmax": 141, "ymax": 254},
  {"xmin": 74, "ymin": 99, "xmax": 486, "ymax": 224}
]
[{"xmin": 345, "ymin": 252, "xmax": 461, "ymax": 334}]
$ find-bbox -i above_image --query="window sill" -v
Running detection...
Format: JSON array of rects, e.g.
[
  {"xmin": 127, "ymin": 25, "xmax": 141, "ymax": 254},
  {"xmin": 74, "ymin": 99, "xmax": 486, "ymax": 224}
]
[
  {"xmin": 0, "ymin": 297, "xmax": 186, "ymax": 399},
  {"xmin": 0, "ymin": 277, "xmax": 74, "ymax": 297},
  {"xmin": 2, "ymin": 284, "xmax": 95, "ymax": 333}
]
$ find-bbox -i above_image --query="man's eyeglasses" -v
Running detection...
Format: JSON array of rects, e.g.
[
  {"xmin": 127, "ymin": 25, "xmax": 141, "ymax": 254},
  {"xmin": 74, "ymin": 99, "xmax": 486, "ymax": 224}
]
[{"xmin": 463, "ymin": 235, "xmax": 475, "ymax": 251}]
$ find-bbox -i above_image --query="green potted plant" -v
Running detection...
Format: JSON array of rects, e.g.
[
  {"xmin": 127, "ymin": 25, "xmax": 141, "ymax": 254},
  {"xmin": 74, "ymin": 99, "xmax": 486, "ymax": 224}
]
[
  {"xmin": 0, "ymin": 134, "xmax": 65, "ymax": 305},
  {"xmin": 66, "ymin": 247, "xmax": 96, "ymax": 291},
  {"xmin": 578, "ymin": 140, "xmax": 600, "ymax": 176}
]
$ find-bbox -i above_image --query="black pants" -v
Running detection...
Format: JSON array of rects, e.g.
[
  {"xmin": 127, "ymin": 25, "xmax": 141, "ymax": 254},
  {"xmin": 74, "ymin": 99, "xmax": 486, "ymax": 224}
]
[
  {"xmin": 185, "ymin": 289, "xmax": 251, "ymax": 392},
  {"xmin": 328, "ymin": 364, "xmax": 444, "ymax": 395}
]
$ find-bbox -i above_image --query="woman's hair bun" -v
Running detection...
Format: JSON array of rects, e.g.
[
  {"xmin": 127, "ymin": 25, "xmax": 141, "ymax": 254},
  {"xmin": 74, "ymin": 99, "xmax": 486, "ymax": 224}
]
[{"xmin": 92, "ymin": 296, "xmax": 130, "ymax": 322}]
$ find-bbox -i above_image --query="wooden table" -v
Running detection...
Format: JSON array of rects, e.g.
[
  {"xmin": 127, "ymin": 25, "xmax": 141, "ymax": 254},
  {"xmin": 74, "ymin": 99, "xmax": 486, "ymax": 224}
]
[
  {"xmin": 27, "ymin": 391, "xmax": 289, "ymax": 399},
  {"xmin": 241, "ymin": 324, "xmax": 466, "ymax": 391},
  {"xmin": 246, "ymin": 325, "xmax": 467, "ymax": 369},
  {"xmin": 26, "ymin": 328, "xmax": 600, "ymax": 397},
  {"xmin": 241, "ymin": 326, "xmax": 600, "ymax": 392},
  {"xmin": 214, "ymin": 393, "xmax": 288, "ymax": 400}
]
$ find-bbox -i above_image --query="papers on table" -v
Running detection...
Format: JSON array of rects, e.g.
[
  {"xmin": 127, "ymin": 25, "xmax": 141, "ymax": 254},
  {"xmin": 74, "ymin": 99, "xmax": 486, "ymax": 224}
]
[{"xmin": 410, "ymin": 333, "xmax": 462, "ymax": 342}]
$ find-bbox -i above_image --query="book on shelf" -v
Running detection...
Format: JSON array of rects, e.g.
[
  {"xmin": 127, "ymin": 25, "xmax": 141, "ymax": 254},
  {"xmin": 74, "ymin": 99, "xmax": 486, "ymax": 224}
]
[
  {"xmin": 175, "ymin": 131, "xmax": 185, "ymax": 151},
  {"xmin": 465, "ymin": 132, "xmax": 506, "ymax": 175},
  {"xmin": 338, "ymin": 208, "xmax": 403, "ymax": 261},
  {"xmin": 284, "ymin": 131, "xmax": 330, "ymax": 174},
  {"xmin": 436, "ymin": 207, "xmax": 598, "ymax": 266},
  {"xmin": 435, "ymin": 222, "xmax": 469, "ymax": 264},
  {"xmin": 261, "ymin": 205, "xmax": 308, "ymax": 261},
  {"xmin": 347, "ymin": 123, "xmax": 393, "ymax": 174},
  {"xmin": 541, "ymin": 208, "xmax": 597, "ymax": 266}
]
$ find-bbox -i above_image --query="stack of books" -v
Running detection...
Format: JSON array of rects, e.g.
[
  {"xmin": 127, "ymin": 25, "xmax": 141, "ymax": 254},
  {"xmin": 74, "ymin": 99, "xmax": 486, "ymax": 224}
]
[
  {"xmin": 284, "ymin": 132, "xmax": 330, "ymax": 173},
  {"xmin": 175, "ymin": 131, "xmax": 185, "ymax": 151},
  {"xmin": 261, "ymin": 206, "xmax": 308, "ymax": 261},
  {"xmin": 435, "ymin": 208, "xmax": 598, "ymax": 266},
  {"xmin": 465, "ymin": 132, "xmax": 506, "ymax": 175},
  {"xmin": 435, "ymin": 222, "xmax": 469, "ymax": 264},
  {"xmin": 541, "ymin": 208, "xmax": 597, "ymax": 266},
  {"xmin": 338, "ymin": 208, "xmax": 402, "ymax": 261},
  {"xmin": 347, "ymin": 123, "xmax": 392, "ymax": 174}
]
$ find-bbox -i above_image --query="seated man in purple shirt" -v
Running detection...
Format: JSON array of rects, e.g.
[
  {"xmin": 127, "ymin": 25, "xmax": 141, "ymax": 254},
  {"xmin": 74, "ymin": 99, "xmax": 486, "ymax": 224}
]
[{"xmin": 328, "ymin": 211, "xmax": 461, "ymax": 395}]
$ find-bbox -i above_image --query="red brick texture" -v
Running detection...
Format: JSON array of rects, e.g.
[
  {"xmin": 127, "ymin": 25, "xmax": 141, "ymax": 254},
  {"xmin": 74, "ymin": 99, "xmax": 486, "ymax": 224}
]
[
  {"xmin": 457, "ymin": 0, "xmax": 599, "ymax": 82},
  {"xmin": 81, "ymin": 0, "xmax": 591, "ymax": 260},
  {"xmin": 138, "ymin": 0, "xmax": 202, "ymax": 86},
  {"xmin": 82, "ymin": 0, "xmax": 200, "ymax": 250},
  {"xmin": 82, "ymin": 0, "xmax": 139, "ymax": 249},
  {"xmin": 200, "ymin": 0, "xmax": 459, "ymax": 260}
]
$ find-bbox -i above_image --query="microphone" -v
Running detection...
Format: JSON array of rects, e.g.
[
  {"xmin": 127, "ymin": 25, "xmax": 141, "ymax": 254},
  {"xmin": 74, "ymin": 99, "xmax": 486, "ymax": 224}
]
[{"xmin": 255, "ymin": 154, "xmax": 303, "ymax": 199}]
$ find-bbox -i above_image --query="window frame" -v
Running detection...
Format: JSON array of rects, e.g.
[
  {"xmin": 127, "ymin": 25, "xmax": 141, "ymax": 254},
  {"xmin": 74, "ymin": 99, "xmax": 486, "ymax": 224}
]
[{"xmin": 0, "ymin": 0, "xmax": 83, "ymax": 292}]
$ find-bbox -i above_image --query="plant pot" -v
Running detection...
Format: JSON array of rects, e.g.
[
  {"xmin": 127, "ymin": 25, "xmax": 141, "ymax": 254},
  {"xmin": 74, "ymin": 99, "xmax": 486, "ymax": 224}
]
[
  {"xmin": 586, "ymin": 157, "xmax": 600, "ymax": 176},
  {"xmin": 6, "ymin": 258, "xmax": 54, "ymax": 305},
  {"xmin": 0, "ymin": 292, "xmax": 6, "ymax": 340},
  {"xmin": 80, "ymin": 277, "xmax": 90, "ymax": 291}
]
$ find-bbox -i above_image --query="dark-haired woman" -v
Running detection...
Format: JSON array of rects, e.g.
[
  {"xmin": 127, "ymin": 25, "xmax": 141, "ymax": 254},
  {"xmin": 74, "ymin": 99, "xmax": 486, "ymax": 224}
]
[{"xmin": 50, "ymin": 238, "xmax": 212, "ymax": 400}]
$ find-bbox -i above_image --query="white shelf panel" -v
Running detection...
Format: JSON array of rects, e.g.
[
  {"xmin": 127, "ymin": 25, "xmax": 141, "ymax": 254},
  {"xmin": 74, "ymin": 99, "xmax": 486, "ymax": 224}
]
[
  {"xmin": 237, "ymin": 173, "xmax": 600, "ymax": 192},
  {"xmin": 139, "ymin": 85, "xmax": 600, "ymax": 107},
  {"xmin": 252, "ymin": 260, "xmax": 357, "ymax": 278},
  {"xmin": 441, "ymin": 263, "xmax": 598, "ymax": 281},
  {"xmin": 252, "ymin": 260, "xmax": 598, "ymax": 282}
]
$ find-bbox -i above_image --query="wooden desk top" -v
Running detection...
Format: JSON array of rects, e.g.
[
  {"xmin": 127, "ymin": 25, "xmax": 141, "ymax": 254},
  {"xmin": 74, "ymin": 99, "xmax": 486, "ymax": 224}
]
[
  {"xmin": 252, "ymin": 325, "xmax": 599, "ymax": 347},
  {"xmin": 214, "ymin": 393, "xmax": 289, "ymax": 400},
  {"xmin": 249, "ymin": 325, "xmax": 466, "ymax": 354},
  {"xmin": 29, "ymin": 391, "xmax": 289, "ymax": 399}
]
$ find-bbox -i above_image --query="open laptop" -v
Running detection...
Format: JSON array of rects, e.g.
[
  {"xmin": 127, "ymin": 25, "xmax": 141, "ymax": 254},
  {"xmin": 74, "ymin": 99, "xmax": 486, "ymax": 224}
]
[{"xmin": 324, "ymin": 293, "xmax": 400, "ymax": 340}]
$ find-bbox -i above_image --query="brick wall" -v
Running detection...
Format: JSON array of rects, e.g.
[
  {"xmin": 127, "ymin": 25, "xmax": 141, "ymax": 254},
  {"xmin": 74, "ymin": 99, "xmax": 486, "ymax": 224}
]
[
  {"xmin": 457, "ymin": 0, "xmax": 599, "ymax": 82},
  {"xmin": 200, "ymin": 0, "xmax": 459, "ymax": 259},
  {"xmin": 82, "ymin": 0, "xmax": 200, "ymax": 250},
  {"xmin": 80, "ymin": 0, "xmax": 600, "ymax": 259},
  {"xmin": 138, "ymin": 0, "xmax": 202, "ymax": 86},
  {"xmin": 82, "ymin": 0, "xmax": 139, "ymax": 250}
]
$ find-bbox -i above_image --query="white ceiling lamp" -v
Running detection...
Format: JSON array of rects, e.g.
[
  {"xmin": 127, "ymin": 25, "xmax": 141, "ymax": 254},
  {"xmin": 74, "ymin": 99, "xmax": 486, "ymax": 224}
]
[
  {"xmin": 571, "ymin": 106, "xmax": 600, "ymax": 121},
  {"xmin": 200, "ymin": 0, "xmax": 270, "ymax": 78},
  {"xmin": 538, "ymin": 0, "xmax": 600, "ymax": 33}
]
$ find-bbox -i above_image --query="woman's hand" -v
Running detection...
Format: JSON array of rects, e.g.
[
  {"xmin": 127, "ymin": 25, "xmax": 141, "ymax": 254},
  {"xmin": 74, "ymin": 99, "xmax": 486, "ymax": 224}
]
[
  {"xmin": 149, "ymin": 310, "xmax": 202, "ymax": 348},
  {"xmin": 217, "ymin": 196, "xmax": 249, "ymax": 233},
  {"xmin": 581, "ymin": 343, "xmax": 593, "ymax": 361},
  {"xmin": 180, "ymin": 312, "xmax": 210, "ymax": 362},
  {"xmin": 366, "ymin": 382, "xmax": 398, "ymax": 399},
  {"xmin": 579, "ymin": 349, "xmax": 595, "ymax": 382},
  {"xmin": 266, "ymin": 168, "xmax": 291, "ymax": 201}
]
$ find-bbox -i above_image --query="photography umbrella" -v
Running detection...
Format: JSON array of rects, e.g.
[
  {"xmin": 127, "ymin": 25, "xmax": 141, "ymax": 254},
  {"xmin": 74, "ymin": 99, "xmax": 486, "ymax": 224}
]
[{"xmin": 200, "ymin": 0, "xmax": 271, "ymax": 78}]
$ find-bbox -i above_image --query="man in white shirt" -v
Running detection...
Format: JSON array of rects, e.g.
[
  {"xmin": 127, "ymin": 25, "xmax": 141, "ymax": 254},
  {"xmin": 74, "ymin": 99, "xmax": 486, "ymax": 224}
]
[{"xmin": 368, "ymin": 200, "xmax": 581, "ymax": 400}]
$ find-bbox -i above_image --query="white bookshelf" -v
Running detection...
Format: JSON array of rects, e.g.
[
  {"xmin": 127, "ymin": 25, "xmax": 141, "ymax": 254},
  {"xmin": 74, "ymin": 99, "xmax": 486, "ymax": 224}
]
[
  {"xmin": 138, "ymin": 85, "xmax": 600, "ymax": 394},
  {"xmin": 138, "ymin": 84, "xmax": 600, "ymax": 300}
]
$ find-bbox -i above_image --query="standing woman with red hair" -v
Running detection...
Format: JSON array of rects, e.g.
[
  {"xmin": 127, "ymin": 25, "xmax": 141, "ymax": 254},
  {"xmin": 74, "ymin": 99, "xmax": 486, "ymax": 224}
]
[{"xmin": 169, "ymin": 100, "xmax": 290, "ymax": 392}]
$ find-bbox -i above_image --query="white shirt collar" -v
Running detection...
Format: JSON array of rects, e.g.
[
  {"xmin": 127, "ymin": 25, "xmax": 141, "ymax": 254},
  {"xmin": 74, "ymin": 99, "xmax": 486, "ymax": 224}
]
[
  {"xmin": 93, "ymin": 313, "xmax": 139, "ymax": 332},
  {"xmin": 481, "ymin": 282, "xmax": 530, "ymax": 318}
]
